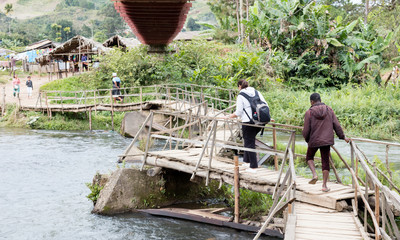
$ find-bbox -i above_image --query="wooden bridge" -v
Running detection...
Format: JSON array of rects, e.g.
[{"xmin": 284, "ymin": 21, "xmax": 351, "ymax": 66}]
[{"xmin": 4, "ymin": 83, "xmax": 400, "ymax": 239}]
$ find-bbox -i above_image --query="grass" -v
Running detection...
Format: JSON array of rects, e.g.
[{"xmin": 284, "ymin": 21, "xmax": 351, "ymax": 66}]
[
  {"xmin": 0, "ymin": 104, "xmax": 125, "ymax": 131},
  {"xmin": 264, "ymin": 83, "xmax": 400, "ymax": 141}
]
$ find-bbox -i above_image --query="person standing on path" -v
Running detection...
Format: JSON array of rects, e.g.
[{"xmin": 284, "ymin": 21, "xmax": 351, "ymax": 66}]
[
  {"xmin": 26, "ymin": 76, "xmax": 33, "ymax": 98},
  {"xmin": 10, "ymin": 56, "xmax": 16, "ymax": 76},
  {"xmin": 111, "ymin": 73, "xmax": 122, "ymax": 103},
  {"xmin": 302, "ymin": 93, "xmax": 350, "ymax": 192},
  {"xmin": 223, "ymin": 79, "xmax": 269, "ymax": 172},
  {"xmin": 12, "ymin": 75, "xmax": 20, "ymax": 98}
]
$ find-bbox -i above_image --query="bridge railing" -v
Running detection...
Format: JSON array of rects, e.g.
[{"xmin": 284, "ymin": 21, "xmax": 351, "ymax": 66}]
[
  {"xmin": 36, "ymin": 83, "xmax": 237, "ymax": 112},
  {"xmin": 348, "ymin": 141, "xmax": 400, "ymax": 240}
]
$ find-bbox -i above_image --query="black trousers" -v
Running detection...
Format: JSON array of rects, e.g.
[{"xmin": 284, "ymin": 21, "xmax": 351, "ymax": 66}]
[
  {"xmin": 242, "ymin": 123, "xmax": 261, "ymax": 168},
  {"xmin": 306, "ymin": 145, "xmax": 331, "ymax": 171}
]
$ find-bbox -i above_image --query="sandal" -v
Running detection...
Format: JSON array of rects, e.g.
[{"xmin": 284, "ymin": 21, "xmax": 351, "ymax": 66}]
[
  {"xmin": 308, "ymin": 177, "xmax": 318, "ymax": 184},
  {"xmin": 322, "ymin": 187, "xmax": 330, "ymax": 192}
]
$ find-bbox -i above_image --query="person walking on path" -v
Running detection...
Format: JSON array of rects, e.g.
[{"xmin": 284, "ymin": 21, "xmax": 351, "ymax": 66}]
[
  {"xmin": 223, "ymin": 79, "xmax": 269, "ymax": 172},
  {"xmin": 12, "ymin": 75, "xmax": 20, "ymax": 98},
  {"xmin": 302, "ymin": 93, "xmax": 350, "ymax": 192},
  {"xmin": 111, "ymin": 73, "xmax": 122, "ymax": 103},
  {"xmin": 26, "ymin": 76, "xmax": 33, "ymax": 98}
]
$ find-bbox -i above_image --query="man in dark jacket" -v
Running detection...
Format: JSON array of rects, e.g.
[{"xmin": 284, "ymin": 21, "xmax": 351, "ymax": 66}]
[{"xmin": 302, "ymin": 93, "xmax": 349, "ymax": 192}]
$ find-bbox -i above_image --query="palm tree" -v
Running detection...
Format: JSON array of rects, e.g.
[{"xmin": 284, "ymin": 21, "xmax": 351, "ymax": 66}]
[{"xmin": 4, "ymin": 3, "xmax": 13, "ymax": 35}]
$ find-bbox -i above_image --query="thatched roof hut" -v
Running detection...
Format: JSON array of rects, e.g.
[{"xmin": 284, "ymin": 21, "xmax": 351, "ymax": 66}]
[
  {"xmin": 37, "ymin": 35, "xmax": 111, "ymax": 65},
  {"xmin": 103, "ymin": 35, "xmax": 141, "ymax": 49}
]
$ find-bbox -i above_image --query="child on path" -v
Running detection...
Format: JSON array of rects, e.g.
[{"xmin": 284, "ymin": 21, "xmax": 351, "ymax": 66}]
[
  {"xmin": 26, "ymin": 76, "xmax": 33, "ymax": 98},
  {"xmin": 12, "ymin": 75, "xmax": 20, "ymax": 98}
]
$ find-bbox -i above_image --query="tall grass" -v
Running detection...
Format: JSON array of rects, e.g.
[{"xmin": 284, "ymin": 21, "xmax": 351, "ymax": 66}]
[{"xmin": 264, "ymin": 83, "xmax": 400, "ymax": 141}]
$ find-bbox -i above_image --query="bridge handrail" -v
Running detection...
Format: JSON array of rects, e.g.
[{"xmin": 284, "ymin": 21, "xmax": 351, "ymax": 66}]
[
  {"xmin": 254, "ymin": 133, "xmax": 297, "ymax": 240},
  {"xmin": 348, "ymin": 140, "xmax": 400, "ymax": 239}
]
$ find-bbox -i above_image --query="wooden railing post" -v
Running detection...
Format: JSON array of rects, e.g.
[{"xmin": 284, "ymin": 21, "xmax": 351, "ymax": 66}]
[
  {"xmin": 234, "ymin": 155, "xmax": 240, "ymax": 224},
  {"xmin": 351, "ymin": 143, "xmax": 355, "ymax": 188},
  {"xmin": 364, "ymin": 175, "xmax": 369, "ymax": 231},
  {"xmin": 110, "ymin": 90, "xmax": 114, "ymax": 131},
  {"xmin": 375, "ymin": 184, "xmax": 380, "ymax": 236},
  {"xmin": 272, "ymin": 120, "xmax": 278, "ymax": 171},
  {"xmin": 385, "ymin": 145, "xmax": 393, "ymax": 189},
  {"xmin": 89, "ymin": 107, "xmax": 92, "ymax": 131},
  {"xmin": 1, "ymin": 86, "xmax": 5, "ymax": 116},
  {"xmin": 94, "ymin": 90, "xmax": 97, "ymax": 115}
]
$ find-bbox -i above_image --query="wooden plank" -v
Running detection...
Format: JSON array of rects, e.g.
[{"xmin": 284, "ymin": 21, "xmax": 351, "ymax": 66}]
[
  {"xmin": 296, "ymin": 227, "xmax": 362, "ymax": 237},
  {"xmin": 296, "ymin": 191, "xmax": 337, "ymax": 209},
  {"xmin": 296, "ymin": 220, "xmax": 362, "ymax": 230},
  {"xmin": 295, "ymin": 232, "xmax": 363, "ymax": 240}
]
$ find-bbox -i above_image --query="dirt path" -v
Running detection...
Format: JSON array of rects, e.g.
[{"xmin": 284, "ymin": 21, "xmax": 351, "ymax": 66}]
[{"xmin": 0, "ymin": 74, "xmax": 53, "ymax": 107}]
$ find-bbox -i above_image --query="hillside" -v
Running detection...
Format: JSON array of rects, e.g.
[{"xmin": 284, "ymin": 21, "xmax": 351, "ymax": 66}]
[
  {"xmin": 0, "ymin": 0, "xmax": 215, "ymax": 46},
  {"xmin": 0, "ymin": 0, "xmax": 61, "ymax": 19}
]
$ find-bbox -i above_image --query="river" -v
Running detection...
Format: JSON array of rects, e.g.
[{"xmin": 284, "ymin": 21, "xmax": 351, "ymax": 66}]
[{"xmin": 0, "ymin": 128, "xmax": 276, "ymax": 240}]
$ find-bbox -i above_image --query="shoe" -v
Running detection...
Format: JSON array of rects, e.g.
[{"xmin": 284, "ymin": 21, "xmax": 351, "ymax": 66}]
[
  {"xmin": 245, "ymin": 168, "xmax": 257, "ymax": 173},
  {"xmin": 308, "ymin": 177, "xmax": 318, "ymax": 184}
]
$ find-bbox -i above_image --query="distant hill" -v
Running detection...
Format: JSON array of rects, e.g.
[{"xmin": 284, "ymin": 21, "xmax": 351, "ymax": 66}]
[{"xmin": 0, "ymin": 0, "xmax": 216, "ymax": 45}]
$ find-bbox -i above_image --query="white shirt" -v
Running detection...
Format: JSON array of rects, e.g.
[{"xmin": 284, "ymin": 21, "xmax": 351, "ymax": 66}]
[{"xmin": 234, "ymin": 87, "xmax": 268, "ymax": 122}]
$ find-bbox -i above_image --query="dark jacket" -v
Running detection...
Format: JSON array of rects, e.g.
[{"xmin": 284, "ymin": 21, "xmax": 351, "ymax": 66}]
[{"xmin": 302, "ymin": 102, "xmax": 345, "ymax": 148}]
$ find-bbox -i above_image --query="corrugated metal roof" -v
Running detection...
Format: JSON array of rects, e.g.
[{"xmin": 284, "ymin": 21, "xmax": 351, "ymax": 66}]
[
  {"xmin": 112, "ymin": 0, "xmax": 194, "ymax": 45},
  {"xmin": 25, "ymin": 39, "xmax": 56, "ymax": 51}
]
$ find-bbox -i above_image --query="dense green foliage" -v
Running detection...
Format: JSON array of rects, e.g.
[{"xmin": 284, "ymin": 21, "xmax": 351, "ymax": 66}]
[
  {"xmin": 41, "ymin": 41, "xmax": 271, "ymax": 90},
  {"xmin": 245, "ymin": 0, "xmax": 397, "ymax": 88},
  {"xmin": 208, "ymin": 0, "xmax": 400, "ymax": 88}
]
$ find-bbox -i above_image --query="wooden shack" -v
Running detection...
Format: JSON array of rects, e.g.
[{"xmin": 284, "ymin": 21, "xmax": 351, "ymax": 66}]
[{"xmin": 36, "ymin": 36, "xmax": 111, "ymax": 80}]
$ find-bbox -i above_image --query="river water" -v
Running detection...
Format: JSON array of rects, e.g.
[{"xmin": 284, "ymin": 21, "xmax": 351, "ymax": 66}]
[{"xmin": 0, "ymin": 128, "xmax": 276, "ymax": 240}]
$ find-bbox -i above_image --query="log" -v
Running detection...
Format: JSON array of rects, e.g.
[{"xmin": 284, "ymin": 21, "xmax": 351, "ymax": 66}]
[{"xmin": 336, "ymin": 200, "xmax": 349, "ymax": 212}]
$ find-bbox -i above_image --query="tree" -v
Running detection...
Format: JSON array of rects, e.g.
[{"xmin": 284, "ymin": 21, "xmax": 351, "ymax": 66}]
[
  {"xmin": 4, "ymin": 3, "xmax": 13, "ymax": 35},
  {"xmin": 51, "ymin": 23, "xmax": 62, "ymax": 42},
  {"xmin": 64, "ymin": 27, "xmax": 71, "ymax": 40},
  {"xmin": 94, "ymin": 31, "xmax": 107, "ymax": 43}
]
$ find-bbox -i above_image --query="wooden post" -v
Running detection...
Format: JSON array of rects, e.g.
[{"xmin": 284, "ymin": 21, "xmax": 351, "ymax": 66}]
[
  {"xmin": 169, "ymin": 115, "xmax": 172, "ymax": 150},
  {"xmin": 234, "ymin": 155, "xmax": 240, "ymax": 224},
  {"xmin": 89, "ymin": 107, "xmax": 92, "ymax": 131},
  {"xmin": 188, "ymin": 109, "xmax": 192, "ymax": 140},
  {"xmin": 364, "ymin": 175, "xmax": 369, "ymax": 231},
  {"xmin": 45, "ymin": 92, "xmax": 50, "ymax": 117},
  {"xmin": 375, "ymin": 184, "xmax": 380, "ymax": 236},
  {"xmin": 140, "ymin": 87, "xmax": 143, "ymax": 112},
  {"xmin": 94, "ymin": 91, "xmax": 97, "ymax": 115},
  {"xmin": 79, "ymin": 38, "xmax": 82, "ymax": 74},
  {"xmin": 272, "ymin": 120, "xmax": 278, "ymax": 171},
  {"xmin": 329, "ymin": 153, "xmax": 342, "ymax": 184},
  {"xmin": 110, "ymin": 90, "xmax": 114, "ymax": 131},
  {"xmin": 351, "ymin": 144, "xmax": 355, "ymax": 188},
  {"xmin": 385, "ymin": 145, "xmax": 392, "ymax": 189},
  {"xmin": 60, "ymin": 92, "xmax": 64, "ymax": 114},
  {"xmin": 381, "ymin": 193, "xmax": 387, "ymax": 234},
  {"xmin": 2, "ymin": 87, "xmax": 5, "ymax": 117}
]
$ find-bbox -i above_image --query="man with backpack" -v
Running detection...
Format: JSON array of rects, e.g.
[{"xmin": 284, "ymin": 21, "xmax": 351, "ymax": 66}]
[
  {"xmin": 223, "ymin": 79, "xmax": 270, "ymax": 172},
  {"xmin": 302, "ymin": 93, "xmax": 350, "ymax": 192}
]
